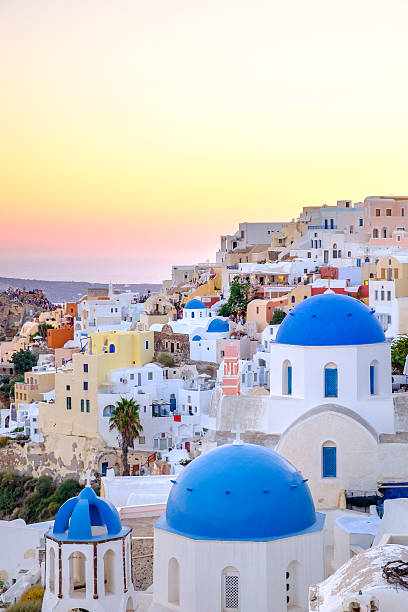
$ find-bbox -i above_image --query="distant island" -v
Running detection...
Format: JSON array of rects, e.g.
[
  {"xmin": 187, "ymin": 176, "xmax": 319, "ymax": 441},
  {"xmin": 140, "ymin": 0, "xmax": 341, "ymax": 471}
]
[{"xmin": 0, "ymin": 277, "xmax": 161, "ymax": 304}]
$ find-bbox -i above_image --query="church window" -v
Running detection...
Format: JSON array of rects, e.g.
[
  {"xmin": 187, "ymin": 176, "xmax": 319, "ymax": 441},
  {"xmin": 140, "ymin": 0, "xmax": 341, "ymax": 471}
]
[
  {"xmin": 324, "ymin": 365, "xmax": 338, "ymax": 398},
  {"xmin": 168, "ymin": 557, "xmax": 180, "ymax": 604},
  {"xmin": 104, "ymin": 550, "xmax": 116, "ymax": 594},
  {"xmin": 48, "ymin": 546, "xmax": 55, "ymax": 593},
  {"xmin": 282, "ymin": 360, "xmax": 292, "ymax": 395},
  {"xmin": 322, "ymin": 442, "xmax": 337, "ymax": 478},
  {"xmin": 370, "ymin": 361, "xmax": 378, "ymax": 395},
  {"xmin": 286, "ymin": 561, "xmax": 300, "ymax": 609},
  {"xmin": 222, "ymin": 567, "xmax": 239, "ymax": 611},
  {"xmin": 68, "ymin": 551, "xmax": 86, "ymax": 598}
]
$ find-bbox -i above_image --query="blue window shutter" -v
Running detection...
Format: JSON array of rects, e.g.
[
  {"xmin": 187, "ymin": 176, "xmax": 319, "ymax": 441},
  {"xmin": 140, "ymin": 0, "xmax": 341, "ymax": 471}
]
[
  {"xmin": 325, "ymin": 368, "xmax": 338, "ymax": 397},
  {"xmin": 370, "ymin": 365, "xmax": 375, "ymax": 395},
  {"xmin": 323, "ymin": 447, "xmax": 337, "ymax": 478},
  {"xmin": 287, "ymin": 366, "xmax": 292, "ymax": 395},
  {"xmin": 81, "ymin": 399, "xmax": 84, "ymax": 412}
]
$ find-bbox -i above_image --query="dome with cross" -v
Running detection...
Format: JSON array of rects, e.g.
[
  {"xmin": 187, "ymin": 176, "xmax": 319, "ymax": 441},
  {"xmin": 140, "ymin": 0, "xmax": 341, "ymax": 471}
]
[{"xmin": 51, "ymin": 484, "xmax": 128, "ymax": 542}]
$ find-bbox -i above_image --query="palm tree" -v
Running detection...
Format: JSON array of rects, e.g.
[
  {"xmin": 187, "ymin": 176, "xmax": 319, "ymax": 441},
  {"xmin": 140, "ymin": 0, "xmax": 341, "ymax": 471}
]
[{"xmin": 109, "ymin": 397, "xmax": 143, "ymax": 476}]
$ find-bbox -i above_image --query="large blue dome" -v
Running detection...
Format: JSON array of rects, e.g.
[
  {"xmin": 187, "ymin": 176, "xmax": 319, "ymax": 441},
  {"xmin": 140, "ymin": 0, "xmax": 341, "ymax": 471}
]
[
  {"xmin": 207, "ymin": 318, "xmax": 229, "ymax": 333},
  {"xmin": 276, "ymin": 293, "xmax": 385, "ymax": 346},
  {"xmin": 156, "ymin": 443, "xmax": 321, "ymax": 541},
  {"xmin": 51, "ymin": 486, "xmax": 129, "ymax": 542},
  {"xmin": 184, "ymin": 299, "xmax": 207, "ymax": 310}
]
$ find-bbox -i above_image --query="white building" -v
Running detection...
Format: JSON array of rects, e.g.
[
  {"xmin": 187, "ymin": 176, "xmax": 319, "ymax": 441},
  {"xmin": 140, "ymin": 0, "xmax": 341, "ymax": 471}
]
[
  {"xmin": 42, "ymin": 484, "xmax": 137, "ymax": 612},
  {"xmin": 217, "ymin": 222, "xmax": 283, "ymax": 263},
  {"xmin": 98, "ymin": 363, "xmax": 213, "ymax": 455},
  {"xmin": 148, "ymin": 441, "xmax": 325, "ymax": 612}
]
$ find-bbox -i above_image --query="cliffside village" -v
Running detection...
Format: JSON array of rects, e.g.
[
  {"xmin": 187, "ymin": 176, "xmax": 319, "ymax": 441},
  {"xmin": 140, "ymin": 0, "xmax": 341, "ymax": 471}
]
[{"xmin": 3, "ymin": 195, "xmax": 408, "ymax": 610}]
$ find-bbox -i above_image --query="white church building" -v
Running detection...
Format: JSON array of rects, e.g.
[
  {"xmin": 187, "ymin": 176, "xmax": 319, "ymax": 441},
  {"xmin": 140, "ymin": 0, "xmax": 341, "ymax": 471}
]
[
  {"xmin": 208, "ymin": 293, "xmax": 408, "ymax": 511},
  {"xmin": 148, "ymin": 441, "xmax": 325, "ymax": 612},
  {"xmin": 42, "ymin": 484, "xmax": 137, "ymax": 612}
]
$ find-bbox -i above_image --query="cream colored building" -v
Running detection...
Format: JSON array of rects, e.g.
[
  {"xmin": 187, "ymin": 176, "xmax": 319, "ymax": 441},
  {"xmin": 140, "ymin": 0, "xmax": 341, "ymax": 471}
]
[
  {"xmin": 40, "ymin": 329, "xmax": 154, "ymax": 441},
  {"xmin": 369, "ymin": 254, "xmax": 408, "ymax": 336},
  {"xmin": 14, "ymin": 370, "xmax": 56, "ymax": 411}
]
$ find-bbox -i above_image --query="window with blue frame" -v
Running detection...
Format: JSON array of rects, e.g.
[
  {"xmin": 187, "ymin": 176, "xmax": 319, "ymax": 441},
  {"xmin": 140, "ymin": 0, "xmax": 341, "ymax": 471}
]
[
  {"xmin": 359, "ymin": 218, "xmax": 363, "ymax": 226},
  {"xmin": 109, "ymin": 344, "xmax": 115, "ymax": 353},
  {"xmin": 287, "ymin": 366, "xmax": 292, "ymax": 395},
  {"xmin": 283, "ymin": 361, "xmax": 292, "ymax": 395},
  {"xmin": 145, "ymin": 340, "xmax": 149, "ymax": 350},
  {"xmin": 83, "ymin": 381, "xmax": 88, "ymax": 391},
  {"xmin": 322, "ymin": 444, "xmax": 337, "ymax": 478},
  {"xmin": 356, "ymin": 258, "xmax": 361, "ymax": 267},
  {"xmin": 370, "ymin": 362, "xmax": 378, "ymax": 395},
  {"xmin": 86, "ymin": 399, "xmax": 90, "ymax": 413},
  {"xmin": 324, "ymin": 366, "xmax": 338, "ymax": 397},
  {"xmin": 81, "ymin": 399, "xmax": 84, "ymax": 413},
  {"xmin": 83, "ymin": 363, "xmax": 88, "ymax": 373}
]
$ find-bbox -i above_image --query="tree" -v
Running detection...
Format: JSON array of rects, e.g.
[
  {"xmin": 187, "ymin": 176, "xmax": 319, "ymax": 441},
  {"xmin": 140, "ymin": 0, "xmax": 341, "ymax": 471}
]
[
  {"xmin": 10, "ymin": 349, "xmax": 38, "ymax": 375},
  {"xmin": 218, "ymin": 276, "xmax": 251, "ymax": 317},
  {"xmin": 36, "ymin": 323, "xmax": 53, "ymax": 340},
  {"xmin": 109, "ymin": 398, "xmax": 143, "ymax": 475},
  {"xmin": 391, "ymin": 335, "xmax": 408, "ymax": 373},
  {"xmin": 270, "ymin": 309, "xmax": 287, "ymax": 324}
]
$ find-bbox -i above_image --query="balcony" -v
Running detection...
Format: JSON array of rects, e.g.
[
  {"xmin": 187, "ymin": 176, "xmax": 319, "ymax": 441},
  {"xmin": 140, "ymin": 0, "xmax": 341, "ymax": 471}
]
[
  {"xmin": 308, "ymin": 225, "xmax": 338, "ymax": 230},
  {"xmin": 15, "ymin": 383, "xmax": 38, "ymax": 392}
]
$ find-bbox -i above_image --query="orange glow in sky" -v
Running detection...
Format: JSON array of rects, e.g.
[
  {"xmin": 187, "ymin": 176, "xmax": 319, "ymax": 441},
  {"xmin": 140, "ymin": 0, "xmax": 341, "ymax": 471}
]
[{"xmin": 2, "ymin": 0, "xmax": 408, "ymax": 282}]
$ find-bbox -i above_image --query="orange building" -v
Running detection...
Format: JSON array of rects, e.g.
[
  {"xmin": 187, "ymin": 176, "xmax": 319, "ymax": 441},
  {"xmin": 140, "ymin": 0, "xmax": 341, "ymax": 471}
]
[
  {"xmin": 47, "ymin": 326, "xmax": 74, "ymax": 349},
  {"xmin": 65, "ymin": 302, "xmax": 78, "ymax": 318}
]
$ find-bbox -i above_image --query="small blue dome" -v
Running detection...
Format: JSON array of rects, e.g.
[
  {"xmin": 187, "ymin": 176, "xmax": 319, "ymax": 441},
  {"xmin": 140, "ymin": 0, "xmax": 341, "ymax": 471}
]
[
  {"xmin": 51, "ymin": 487, "xmax": 128, "ymax": 542},
  {"xmin": 192, "ymin": 335, "xmax": 201, "ymax": 341},
  {"xmin": 276, "ymin": 293, "xmax": 385, "ymax": 346},
  {"xmin": 184, "ymin": 299, "xmax": 207, "ymax": 310},
  {"xmin": 207, "ymin": 318, "xmax": 229, "ymax": 333},
  {"xmin": 156, "ymin": 443, "xmax": 321, "ymax": 541}
]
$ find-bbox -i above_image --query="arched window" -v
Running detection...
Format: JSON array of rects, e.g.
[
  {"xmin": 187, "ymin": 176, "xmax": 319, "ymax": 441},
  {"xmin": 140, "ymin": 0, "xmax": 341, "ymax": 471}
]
[
  {"xmin": 49, "ymin": 547, "xmax": 55, "ymax": 593},
  {"xmin": 286, "ymin": 561, "xmax": 300, "ymax": 609},
  {"xmin": 282, "ymin": 360, "xmax": 292, "ymax": 396},
  {"xmin": 373, "ymin": 228, "xmax": 379, "ymax": 238},
  {"xmin": 168, "ymin": 557, "xmax": 180, "ymax": 605},
  {"xmin": 191, "ymin": 311, "xmax": 195, "ymax": 319},
  {"xmin": 370, "ymin": 360, "xmax": 378, "ymax": 395},
  {"xmin": 104, "ymin": 549, "xmax": 115, "ymax": 594},
  {"xmin": 322, "ymin": 441, "xmax": 337, "ymax": 478},
  {"xmin": 68, "ymin": 551, "xmax": 86, "ymax": 598},
  {"xmin": 222, "ymin": 566, "xmax": 239, "ymax": 611},
  {"xmin": 109, "ymin": 343, "xmax": 116, "ymax": 353},
  {"xmin": 324, "ymin": 363, "xmax": 338, "ymax": 397},
  {"xmin": 103, "ymin": 405, "xmax": 115, "ymax": 417},
  {"xmin": 382, "ymin": 227, "xmax": 388, "ymax": 238}
]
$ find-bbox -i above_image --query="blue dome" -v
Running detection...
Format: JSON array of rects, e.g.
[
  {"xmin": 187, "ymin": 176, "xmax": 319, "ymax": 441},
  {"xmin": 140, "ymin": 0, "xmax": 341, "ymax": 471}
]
[
  {"xmin": 51, "ymin": 487, "xmax": 129, "ymax": 542},
  {"xmin": 276, "ymin": 293, "xmax": 385, "ymax": 346},
  {"xmin": 207, "ymin": 318, "xmax": 229, "ymax": 333},
  {"xmin": 184, "ymin": 299, "xmax": 207, "ymax": 310},
  {"xmin": 192, "ymin": 335, "xmax": 202, "ymax": 341},
  {"xmin": 156, "ymin": 443, "xmax": 321, "ymax": 541}
]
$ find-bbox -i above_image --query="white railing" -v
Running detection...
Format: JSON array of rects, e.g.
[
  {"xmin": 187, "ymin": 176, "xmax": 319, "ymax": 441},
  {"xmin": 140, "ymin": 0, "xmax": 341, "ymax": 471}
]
[{"xmin": 1, "ymin": 564, "xmax": 41, "ymax": 605}]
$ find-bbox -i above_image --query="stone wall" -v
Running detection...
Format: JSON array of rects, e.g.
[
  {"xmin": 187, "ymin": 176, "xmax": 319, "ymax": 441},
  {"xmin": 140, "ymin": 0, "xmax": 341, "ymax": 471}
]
[
  {"xmin": 132, "ymin": 537, "xmax": 154, "ymax": 591},
  {"xmin": 0, "ymin": 433, "xmax": 120, "ymax": 480},
  {"xmin": 154, "ymin": 326, "xmax": 190, "ymax": 364}
]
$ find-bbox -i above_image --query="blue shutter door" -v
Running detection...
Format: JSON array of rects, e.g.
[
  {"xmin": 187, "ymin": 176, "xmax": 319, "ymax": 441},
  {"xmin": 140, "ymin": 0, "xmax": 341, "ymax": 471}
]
[
  {"xmin": 287, "ymin": 366, "xmax": 292, "ymax": 395},
  {"xmin": 370, "ymin": 365, "xmax": 375, "ymax": 395},
  {"xmin": 325, "ymin": 368, "xmax": 338, "ymax": 397},
  {"xmin": 323, "ymin": 447, "xmax": 337, "ymax": 477}
]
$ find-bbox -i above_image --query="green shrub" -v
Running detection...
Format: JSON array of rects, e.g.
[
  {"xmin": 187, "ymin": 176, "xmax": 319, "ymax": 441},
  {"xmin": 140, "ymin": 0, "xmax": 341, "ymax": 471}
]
[
  {"xmin": 0, "ymin": 437, "xmax": 10, "ymax": 448},
  {"xmin": 270, "ymin": 309, "xmax": 287, "ymax": 325},
  {"xmin": 157, "ymin": 352, "xmax": 175, "ymax": 366},
  {"xmin": 21, "ymin": 586, "xmax": 45, "ymax": 601},
  {"xmin": 7, "ymin": 598, "xmax": 43, "ymax": 612}
]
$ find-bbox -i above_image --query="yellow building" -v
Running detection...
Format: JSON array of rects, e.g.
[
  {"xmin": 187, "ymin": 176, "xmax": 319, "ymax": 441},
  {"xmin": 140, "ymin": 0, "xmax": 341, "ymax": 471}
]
[
  {"xmin": 14, "ymin": 370, "xmax": 56, "ymax": 411},
  {"xmin": 39, "ymin": 329, "xmax": 154, "ymax": 439}
]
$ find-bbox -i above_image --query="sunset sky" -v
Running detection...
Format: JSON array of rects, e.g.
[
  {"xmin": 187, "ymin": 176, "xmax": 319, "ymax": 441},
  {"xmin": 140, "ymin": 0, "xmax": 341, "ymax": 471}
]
[{"xmin": 2, "ymin": 0, "xmax": 408, "ymax": 282}]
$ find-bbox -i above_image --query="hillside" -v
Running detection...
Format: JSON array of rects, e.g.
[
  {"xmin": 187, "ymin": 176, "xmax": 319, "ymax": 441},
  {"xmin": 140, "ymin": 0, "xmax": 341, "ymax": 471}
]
[{"xmin": 0, "ymin": 277, "xmax": 161, "ymax": 304}]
